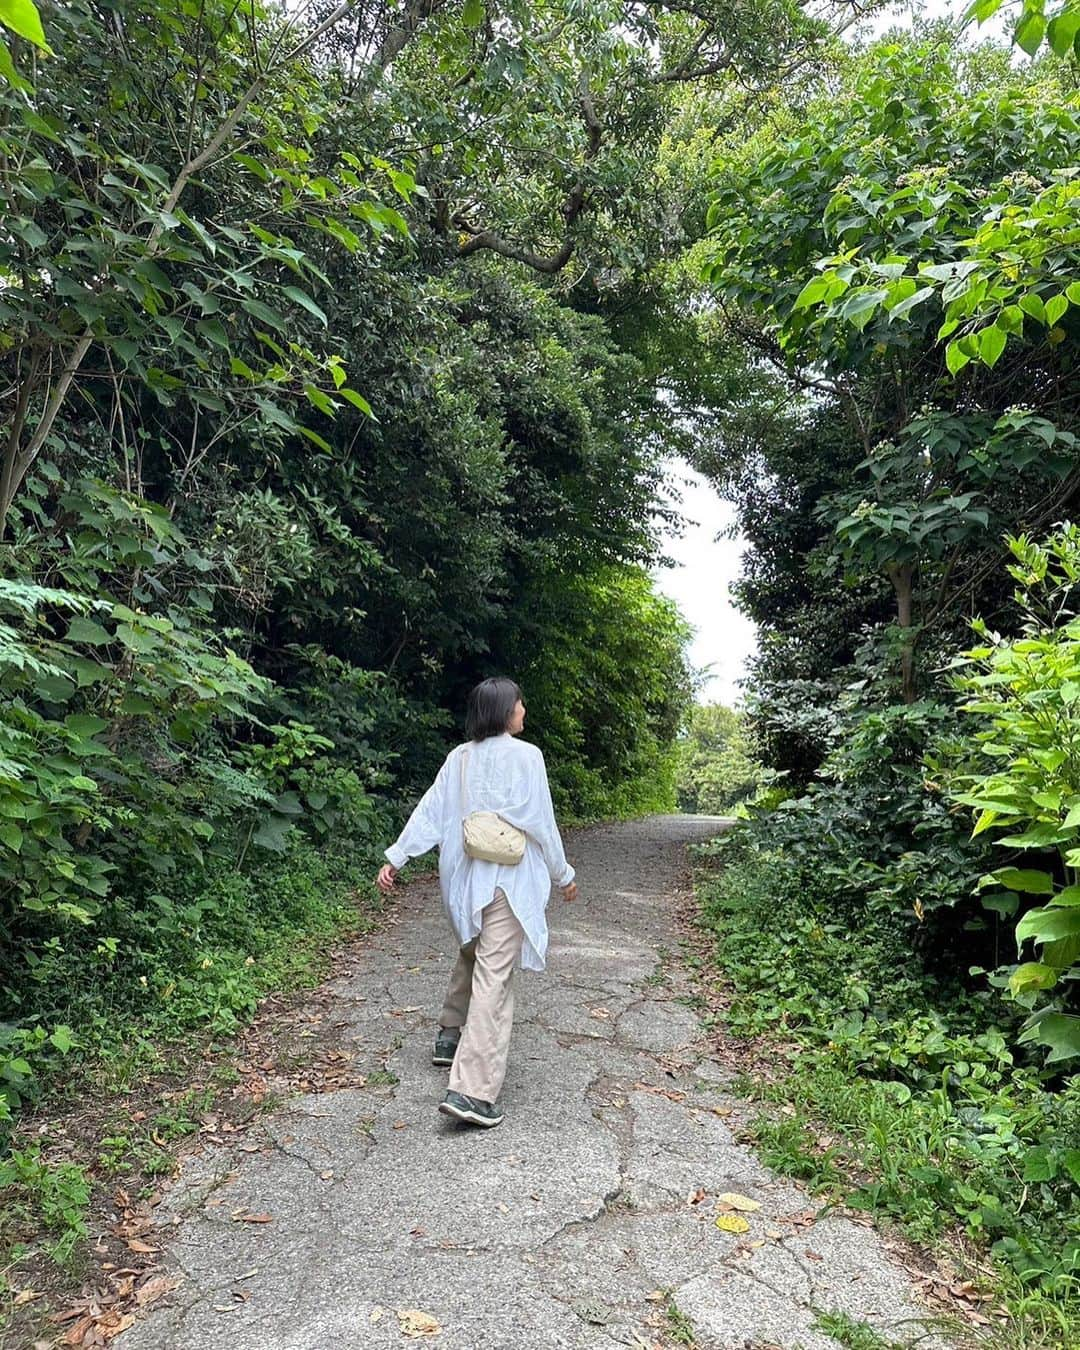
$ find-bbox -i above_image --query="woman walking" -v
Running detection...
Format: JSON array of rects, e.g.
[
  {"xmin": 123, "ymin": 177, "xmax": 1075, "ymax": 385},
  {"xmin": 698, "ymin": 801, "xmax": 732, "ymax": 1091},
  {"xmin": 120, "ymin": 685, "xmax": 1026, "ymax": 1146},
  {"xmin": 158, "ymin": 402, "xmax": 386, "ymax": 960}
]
[{"xmin": 376, "ymin": 677, "xmax": 577, "ymax": 1129}]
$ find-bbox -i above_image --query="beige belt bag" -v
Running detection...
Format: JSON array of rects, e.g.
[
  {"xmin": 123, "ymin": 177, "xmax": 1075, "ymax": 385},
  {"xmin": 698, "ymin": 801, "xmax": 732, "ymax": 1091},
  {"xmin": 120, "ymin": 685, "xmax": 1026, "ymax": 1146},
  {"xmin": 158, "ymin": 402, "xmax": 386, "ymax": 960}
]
[{"xmin": 461, "ymin": 748, "xmax": 526, "ymax": 865}]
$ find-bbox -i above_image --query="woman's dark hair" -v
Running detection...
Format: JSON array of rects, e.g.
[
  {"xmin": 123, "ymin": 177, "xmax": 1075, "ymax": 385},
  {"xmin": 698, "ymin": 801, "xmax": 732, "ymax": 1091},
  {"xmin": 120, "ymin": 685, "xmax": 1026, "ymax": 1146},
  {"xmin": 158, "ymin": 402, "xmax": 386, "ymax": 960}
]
[{"xmin": 466, "ymin": 677, "xmax": 523, "ymax": 742}]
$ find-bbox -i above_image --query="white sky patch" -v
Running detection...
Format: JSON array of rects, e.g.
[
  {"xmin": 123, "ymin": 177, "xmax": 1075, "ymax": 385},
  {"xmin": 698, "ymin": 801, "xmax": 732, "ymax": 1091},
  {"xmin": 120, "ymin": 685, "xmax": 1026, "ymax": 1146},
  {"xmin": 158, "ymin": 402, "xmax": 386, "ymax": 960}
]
[{"xmin": 651, "ymin": 459, "xmax": 758, "ymax": 707}]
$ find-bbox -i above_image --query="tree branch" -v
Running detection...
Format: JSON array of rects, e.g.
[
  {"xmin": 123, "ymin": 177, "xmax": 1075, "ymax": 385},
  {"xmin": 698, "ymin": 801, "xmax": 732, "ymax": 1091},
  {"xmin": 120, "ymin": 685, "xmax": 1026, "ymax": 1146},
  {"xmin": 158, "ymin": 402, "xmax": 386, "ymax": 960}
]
[{"xmin": 455, "ymin": 71, "xmax": 603, "ymax": 273}]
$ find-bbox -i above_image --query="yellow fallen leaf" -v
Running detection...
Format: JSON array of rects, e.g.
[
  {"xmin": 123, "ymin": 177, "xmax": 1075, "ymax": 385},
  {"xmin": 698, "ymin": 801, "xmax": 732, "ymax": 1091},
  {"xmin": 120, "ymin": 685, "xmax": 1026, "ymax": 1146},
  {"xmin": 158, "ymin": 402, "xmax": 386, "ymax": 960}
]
[
  {"xmin": 717, "ymin": 1192, "xmax": 760, "ymax": 1212},
  {"xmin": 397, "ymin": 1308, "xmax": 442, "ymax": 1338},
  {"xmin": 715, "ymin": 1214, "xmax": 750, "ymax": 1233}
]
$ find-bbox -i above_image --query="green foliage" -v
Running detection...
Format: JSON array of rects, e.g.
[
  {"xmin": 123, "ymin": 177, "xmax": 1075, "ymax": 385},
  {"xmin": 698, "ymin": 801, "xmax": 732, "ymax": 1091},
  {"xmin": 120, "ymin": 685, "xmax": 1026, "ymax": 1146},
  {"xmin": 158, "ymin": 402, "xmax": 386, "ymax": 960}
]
[
  {"xmin": 675, "ymin": 703, "xmax": 763, "ymax": 814},
  {"xmin": 968, "ymin": 0, "xmax": 1080, "ymax": 58},
  {"xmin": 810, "ymin": 1311, "xmax": 908, "ymax": 1350},
  {"xmin": 0, "ymin": 1145, "xmax": 90, "ymax": 1265},
  {"xmin": 506, "ymin": 565, "xmax": 692, "ymax": 819},
  {"xmin": 695, "ymin": 839, "xmax": 1080, "ymax": 1324},
  {"xmin": 702, "ymin": 38, "xmax": 1077, "ymax": 702},
  {"xmin": 0, "ymin": 0, "xmax": 393, "ymax": 521},
  {"xmin": 951, "ymin": 528, "xmax": 1080, "ymax": 1064}
]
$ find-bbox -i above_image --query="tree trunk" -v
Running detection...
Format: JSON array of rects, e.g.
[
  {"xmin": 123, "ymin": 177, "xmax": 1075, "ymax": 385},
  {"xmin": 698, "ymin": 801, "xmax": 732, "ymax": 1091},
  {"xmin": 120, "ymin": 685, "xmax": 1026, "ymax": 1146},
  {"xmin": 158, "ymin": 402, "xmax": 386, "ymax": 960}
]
[{"xmin": 887, "ymin": 560, "xmax": 917, "ymax": 705}]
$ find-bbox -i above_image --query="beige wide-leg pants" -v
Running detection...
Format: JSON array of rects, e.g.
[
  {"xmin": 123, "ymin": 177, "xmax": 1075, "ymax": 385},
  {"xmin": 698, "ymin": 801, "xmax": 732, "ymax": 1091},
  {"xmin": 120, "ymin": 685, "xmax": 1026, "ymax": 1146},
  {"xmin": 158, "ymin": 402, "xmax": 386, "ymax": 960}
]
[{"xmin": 440, "ymin": 887, "xmax": 525, "ymax": 1104}]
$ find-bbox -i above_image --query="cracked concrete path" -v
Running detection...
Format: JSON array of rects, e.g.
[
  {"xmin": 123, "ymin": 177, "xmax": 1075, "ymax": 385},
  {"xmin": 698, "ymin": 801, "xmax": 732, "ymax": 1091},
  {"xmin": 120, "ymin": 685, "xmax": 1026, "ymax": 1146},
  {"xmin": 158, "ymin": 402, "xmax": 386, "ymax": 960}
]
[{"xmin": 119, "ymin": 815, "xmax": 949, "ymax": 1350}]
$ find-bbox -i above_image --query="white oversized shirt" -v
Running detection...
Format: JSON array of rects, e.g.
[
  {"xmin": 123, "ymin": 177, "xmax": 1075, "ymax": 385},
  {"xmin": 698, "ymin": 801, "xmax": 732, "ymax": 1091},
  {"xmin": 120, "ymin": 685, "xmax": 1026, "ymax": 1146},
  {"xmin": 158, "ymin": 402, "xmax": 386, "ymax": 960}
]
[{"xmin": 384, "ymin": 733, "xmax": 574, "ymax": 971}]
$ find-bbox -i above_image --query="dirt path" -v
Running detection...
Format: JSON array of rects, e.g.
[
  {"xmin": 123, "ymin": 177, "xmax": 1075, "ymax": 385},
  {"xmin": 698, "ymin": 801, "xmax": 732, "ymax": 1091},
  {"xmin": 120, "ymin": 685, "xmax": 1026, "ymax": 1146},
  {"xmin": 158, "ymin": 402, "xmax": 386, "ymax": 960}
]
[{"xmin": 117, "ymin": 815, "xmax": 948, "ymax": 1350}]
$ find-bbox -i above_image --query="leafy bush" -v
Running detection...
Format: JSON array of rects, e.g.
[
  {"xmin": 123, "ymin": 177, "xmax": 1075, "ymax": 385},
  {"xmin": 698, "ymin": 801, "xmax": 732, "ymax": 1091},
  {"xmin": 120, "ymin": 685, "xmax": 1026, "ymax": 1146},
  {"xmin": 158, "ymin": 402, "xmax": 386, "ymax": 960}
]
[
  {"xmin": 676, "ymin": 703, "xmax": 763, "ymax": 814},
  {"xmin": 0, "ymin": 1145, "xmax": 91, "ymax": 1265},
  {"xmin": 951, "ymin": 527, "xmax": 1080, "ymax": 1064},
  {"xmin": 695, "ymin": 836, "xmax": 1080, "ymax": 1316}
]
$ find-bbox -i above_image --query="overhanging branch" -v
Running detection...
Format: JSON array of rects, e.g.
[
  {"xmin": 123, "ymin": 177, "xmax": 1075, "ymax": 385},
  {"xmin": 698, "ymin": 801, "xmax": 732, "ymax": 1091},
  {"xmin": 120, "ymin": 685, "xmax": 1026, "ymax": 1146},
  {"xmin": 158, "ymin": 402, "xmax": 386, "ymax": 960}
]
[{"xmin": 454, "ymin": 72, "xmax": 602, "ymax": 274}]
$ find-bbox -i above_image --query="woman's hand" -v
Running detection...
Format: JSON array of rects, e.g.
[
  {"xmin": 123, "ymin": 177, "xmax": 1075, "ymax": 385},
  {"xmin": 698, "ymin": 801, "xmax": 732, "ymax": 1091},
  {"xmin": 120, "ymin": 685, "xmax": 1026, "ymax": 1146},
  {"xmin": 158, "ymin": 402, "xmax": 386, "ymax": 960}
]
[
  {"xmin": 561, "ymin": 880, "xmax": 578, "ymax": 903},
  {"xmin": 377, "ymin": 863, "xmax": 399, "ymax": 893}
]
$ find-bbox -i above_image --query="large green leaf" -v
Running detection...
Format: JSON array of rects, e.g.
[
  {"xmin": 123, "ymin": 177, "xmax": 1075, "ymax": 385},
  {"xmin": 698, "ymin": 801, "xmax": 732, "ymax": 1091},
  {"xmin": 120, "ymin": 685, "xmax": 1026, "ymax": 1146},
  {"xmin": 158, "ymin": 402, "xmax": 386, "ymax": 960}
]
[{"xmin": 0, "ymin": 0, "xmax": 49, "ymax": 50}]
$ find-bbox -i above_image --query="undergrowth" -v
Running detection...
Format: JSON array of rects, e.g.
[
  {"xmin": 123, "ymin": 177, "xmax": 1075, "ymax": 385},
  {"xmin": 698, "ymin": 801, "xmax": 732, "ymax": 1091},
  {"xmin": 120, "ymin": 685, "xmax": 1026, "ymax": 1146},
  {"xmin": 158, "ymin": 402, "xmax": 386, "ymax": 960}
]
[
  {"xmin": 0, "ymin": 826, "xmax": 388, "ymax": 1314},
  {"xmin": 694, "ymin": 836, "xmax": 1080, "ymax": 1349}
]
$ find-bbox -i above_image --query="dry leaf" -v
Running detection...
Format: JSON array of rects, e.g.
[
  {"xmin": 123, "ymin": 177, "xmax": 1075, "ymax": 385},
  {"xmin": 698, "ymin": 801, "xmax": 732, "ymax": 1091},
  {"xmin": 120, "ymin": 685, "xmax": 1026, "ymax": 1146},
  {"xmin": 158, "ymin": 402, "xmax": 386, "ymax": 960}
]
[
  {"xmin": 320, "ymin": 1170, "xmax": 334, "ymax": 1180},
  {"xmin": 393, "ymin": 1121, "xmax": 408, "ymax": 1130},
  {"xmin": 100, "ymin": 1312, "xmax": 136, "ymax": 1341},
  {"xmin": 804, "ymin": 1249, "xmax": 823, "ymax": 1261},
  {"xmin": 715, "ymin": 1214, "xmax": 750, "ymax": 1234},
  {"xmin": 62, "ymin": 1316, "xmax": 95, "ymax": 1345},
  {"xmin": 687, "ymin": 1187, "xmax": 707, "ymax": 1206},
  {"xmin": 135, "ymin": 1276, "xmax": 177, "ymax": 1307},
  {"xmin": 397, "ymin": 1308, "xmax": 442, "ymax": 1338},
  {"xmin": 236, "ymin": 1212, "xmax": 273, "ymax": 1224},
  {"xmin": 13, "ymin": 1289, "xmax": 42, "ymax": 1306},
  {"xmin": 717, "ymin": 1192, "xmax": 760, "ymax": 1212},
  {"xmin": 125, "ymin": 1239, "xmax": 158, "ymax": 1254},
  {"xmin": 644, "ymin": 1290, "xmax": 666, "ymax": 1303}
]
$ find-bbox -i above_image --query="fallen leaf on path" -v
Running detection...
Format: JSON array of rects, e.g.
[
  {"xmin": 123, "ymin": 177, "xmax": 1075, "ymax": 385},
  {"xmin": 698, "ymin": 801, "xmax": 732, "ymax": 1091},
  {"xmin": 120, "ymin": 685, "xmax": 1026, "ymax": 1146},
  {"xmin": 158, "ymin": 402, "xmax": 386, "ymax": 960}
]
[
  {"xmin": 644, "ymin": 1290, "xmax": 666, "ymax": 1303},
  {"xmin": 804, "ymin": 1249, "xmax": 823, "ymax": 1261},
  {"xmin": 135, "ymin": 1276, "xmax": 177, "ymax": 1307},
  {"xmin": 715, "ymin": 1214, "xmax": 750, "ymax": 1234},
  {"xmin": 100, "ymin": 1311, "xmax": 136, "ymax": 1340},
  {"xmin": 711, "ymin": 1106, "xmax": 733, "ymax": 1117},
  {"xmin": 125, "ymin": 1239, "xmax": 158, "ymax": 1253},
  {"xmin": 687, "ymin": 1187, "xmax": 707, "ymax": 1206},
  {"xmin": 717, "ymin": 1192, "xmax": 760, "ymax": 1212},
  {"xmin": 393, "ymin": 1121, "xmax": 408, "ymax": 1130},
  {"xmin": 320, "ymin": 1170, "xmax": 334, "ymax": 1180},
  {"xmin": 234, "ymin": 1212, "xmax": 273, "ymax": 1224},
  {"xmin": 13, "ymin": 1289, "xmax": 42, "ymax": 1306},
  {"xmin": 633, "ymin": 1082, "xmax": 686, "ymax": 1102},
  {"xmin": 588, "ymin": 1007, "xmax": 611, "ymax": 1020},
  {"xmin": 397, "ymin": 1308, "xmax": 442, "ymax": 1338},
  {"xmin": 62, "ymin": 1316, "xmax": 95, "ymax": 1345}
]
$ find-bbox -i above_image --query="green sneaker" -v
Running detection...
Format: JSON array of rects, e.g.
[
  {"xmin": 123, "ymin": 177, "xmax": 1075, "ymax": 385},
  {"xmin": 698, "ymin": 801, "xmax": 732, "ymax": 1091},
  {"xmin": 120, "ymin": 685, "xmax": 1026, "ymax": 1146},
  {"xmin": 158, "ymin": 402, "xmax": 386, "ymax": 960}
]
[
  {"xmin": 432, "ymin": 1027, "xmax": 460, "ymax": 1067},
  {"xmin": 438, "ymin": 1090, "xmax": 504, "ymax": 1128}
]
